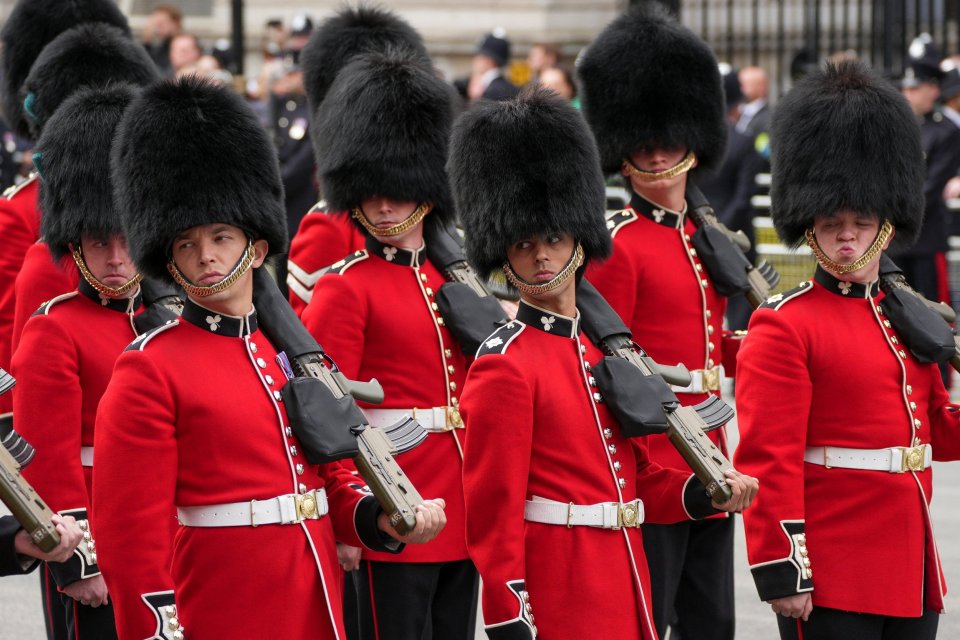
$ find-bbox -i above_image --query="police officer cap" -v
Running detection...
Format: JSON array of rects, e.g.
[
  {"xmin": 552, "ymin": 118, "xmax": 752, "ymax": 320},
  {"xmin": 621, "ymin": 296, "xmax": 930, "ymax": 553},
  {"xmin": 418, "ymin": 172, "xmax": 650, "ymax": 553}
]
[{"xmin": 477, "ymin": 29, "xmax": 511, "ymax": 67}]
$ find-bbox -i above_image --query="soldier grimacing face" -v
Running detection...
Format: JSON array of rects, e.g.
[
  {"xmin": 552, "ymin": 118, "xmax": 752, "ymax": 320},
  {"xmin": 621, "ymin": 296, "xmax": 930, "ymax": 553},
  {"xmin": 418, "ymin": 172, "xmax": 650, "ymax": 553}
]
[
  {"xmin": 505, "ymin": 232, "xmax": 577, "ymax": 310},
  {"xmin": 79, "ymin": 233, "xmax": 138, "ymax": 297}
]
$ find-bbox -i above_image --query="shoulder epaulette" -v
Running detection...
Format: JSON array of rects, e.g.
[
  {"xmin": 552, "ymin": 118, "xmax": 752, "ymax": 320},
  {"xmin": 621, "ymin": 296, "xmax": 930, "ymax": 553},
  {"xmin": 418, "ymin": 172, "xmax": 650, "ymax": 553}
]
[
  {"xmin": 32, "ymin": 291, "xmax": 78, "ymax": 317},
  {"xmin": 125, "ymin": 319, "xmax": 179, "ymax": 352},
  {"xmin": 306, "ymin": 199, "xmax": 328, "ymax": 214},
  {"xmin": 326, "ymin": 250, "xmax": 369, "ymax": 276},
  {"xmin": 3, "ymin": 173, "xmax": 37, "ymax": 200},
  {"xmin": 475, "ymin": 321, "xmax": 526, "ymax": 358},
  {"xmin": 759, "ymin": 280, "xmax": 813, "ymax": 311},
  {"xmin": 605, "ymin": 208, "xmax": 638, "ymax": 238}
]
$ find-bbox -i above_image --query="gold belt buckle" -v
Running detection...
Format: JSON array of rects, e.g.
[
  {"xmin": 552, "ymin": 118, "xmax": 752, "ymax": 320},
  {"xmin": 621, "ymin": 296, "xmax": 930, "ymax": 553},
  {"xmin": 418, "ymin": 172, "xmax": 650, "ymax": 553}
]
[
  {"xmin": 702, "ymin": 367, "xmax": 721, "ymax": 392},
  {"xmin": 618, "ymin": 502, "xmax": 640, "ymax": 528},
  {"xmin": 294, "ymin": 491, "xmax": 319, "ymax": 521},
  {"xmin": 446, "ymin": 406, "xmax": 464, "ymax": 430},
  {"xmin": 900, "ymin": 446, "xmax": 925, "ymax": 473}
]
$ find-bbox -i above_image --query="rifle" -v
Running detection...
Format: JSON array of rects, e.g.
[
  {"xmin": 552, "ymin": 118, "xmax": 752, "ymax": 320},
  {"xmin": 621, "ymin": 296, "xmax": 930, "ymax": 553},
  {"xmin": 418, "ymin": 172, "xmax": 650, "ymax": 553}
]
[
  {"xmin": 577, "ymin": 280, "xmax": 736, "ymax": 503},
  {"xmin": 0, "ymin": 369, "xmax": 60, "ymax": 551},
  {"xmin": 424, "ymin": 222, "xmax": 511, "ymax": 355},
  {"xmin": 876, "ymin": 255, "xmax": 958, "ymax": 370},
  {"xmin": 686, "ymin": 182, "xmax": 780, "ymax": 308},
  {"xmin": 251, "ymin": 268, "xmax": 427, "ymax": 535},
  {"xmin": 427, "ymin": 224, "xmax": 736, "ymax": 502}
]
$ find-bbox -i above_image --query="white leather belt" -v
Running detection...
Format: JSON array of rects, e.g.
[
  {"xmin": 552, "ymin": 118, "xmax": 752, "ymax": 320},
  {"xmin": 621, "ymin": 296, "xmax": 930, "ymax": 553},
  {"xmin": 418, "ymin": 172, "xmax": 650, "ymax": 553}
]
[
  {"xmin": 670, "ymin": 366, "xmax": 723, "ymax": 394},
  {"xmin": 804, "ymin": 445, "xmax": 932, "ymax": 473},
  {"xmin": 177, "ymin": 489, "xmax": 328, "ymax": 527},
  {"xmin": 523, "ymin": 496, "xmax": 644, "ymax": 529},
  {"xmin": 80, "ymin": 446, "xmax": 94, "ymax": 467},
  {"xmin": 365, "ymin": 406, "xmax": 463, "ymax": 433}
]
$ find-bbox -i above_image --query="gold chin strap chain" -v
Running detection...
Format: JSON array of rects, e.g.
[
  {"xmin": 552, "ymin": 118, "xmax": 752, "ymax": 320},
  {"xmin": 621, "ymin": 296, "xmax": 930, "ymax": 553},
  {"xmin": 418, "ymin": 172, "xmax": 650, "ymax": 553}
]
[
  {"xmin": 167, "ymin": 240, "xmax": 257, "ymax": 297},
  {"xmin": 621, "ymin": 151, "xmax": 697, "ymax": 183},
  {"xmin": 503, "ymin": 243, "xmax": 585, "ymax": 296},
  {"xmin": 352, "ymin": 202, "xmax": 432, "ymax": 237},
  {"xmin": 805, "ymin": 220, "xmax": 893, "ymax": 275},
  {"xmin": 71, "ymin": 246, "xmax": 143, "ymax": 298}
]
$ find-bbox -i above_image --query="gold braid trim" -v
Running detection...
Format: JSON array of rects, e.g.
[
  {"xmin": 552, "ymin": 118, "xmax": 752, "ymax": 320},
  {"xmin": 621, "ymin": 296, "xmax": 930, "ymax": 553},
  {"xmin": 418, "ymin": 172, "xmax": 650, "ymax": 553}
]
[
  {"xmin": 503, "ymin": 243, "xmax": 584, "ymax": 295},
  {"xmin": 621, "ymin": 152, "xmax": 697, "ymax": 183},
  {"xmin": 352, "ymin": 202, "xmax": 431, "ymax": 237},
  {"xmin": 167, "ymin": 241, "xmax": 256, "ymax": 297},
  {"xmin": 71, "ymin": 247, "xmax": 143, "ymax": 297},
  {"xmin": 804, "ymin": 220, "xmax": 893, "ymax": 274}
]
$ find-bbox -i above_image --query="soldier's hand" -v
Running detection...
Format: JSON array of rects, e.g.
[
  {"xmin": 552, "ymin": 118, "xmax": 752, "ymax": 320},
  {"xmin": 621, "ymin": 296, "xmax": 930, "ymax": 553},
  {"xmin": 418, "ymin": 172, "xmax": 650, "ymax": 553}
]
[
  {"xmin": 768, "ymin": 593, "xmax": 813, "ymax": 621},
  {"xmin": 61, "ymin": 574, "xmax": 109, "ymax": 608},
  {"xmin": 337, "ymin": 543, "xmax": 362, "ymax": 572},
  {"xmin": 712, "ymin": 469, "xmax": 759, "ymax": 513},
  {"xmin": 13, "ymin": 515, "xmax": 83, "ymax": 564},
  {"xmin": 379, "ymin": 498, "xmax": 447, "ymax": 544}
]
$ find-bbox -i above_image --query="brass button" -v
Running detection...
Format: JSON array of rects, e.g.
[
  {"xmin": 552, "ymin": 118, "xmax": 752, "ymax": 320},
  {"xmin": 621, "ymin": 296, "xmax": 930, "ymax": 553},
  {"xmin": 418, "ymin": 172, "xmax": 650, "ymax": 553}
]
[
  {"xmin": 603, "ymin": 428, "xmax": 613, "ymax": 439},
  {"xmin": 701, "ymin": 279, "xmax": 709, "ymax": 288},
  {"xmin": 707, "ymin": 359, "xmax": 715, "ymax": 368},
  {"xmin": 451, "ymin": 396, "xmax": 459, "ymax": 406},
  {"xmin": 588, "ymin": 376, "xmax": 597, "ymax": 387},
  {"xmin": 420, "ymin": 273, "xmax": 428, "ymax": 281},
  {"xmin": 265, "ymin": 374, "xmax": 274, "ymax": 385},
  {"xmin": 444, "ymin": 348, "xmax": 453, "ymax": 359},
  {"xmin": 899, "ymin": 350, "xmax": 906, "ymax": 358},
  {"xmin": 593, "ymin": 392, "xmax": 603, "ymax": 403},
  {"xmin": 273, "ymin": 390, "xmax": 283, "ymax": 402},
  {"xmin": 618, "ymin": 477, "xmax": 626, "ymax": 488},
  {"xmin": 299, "ymin": 483, "xmax": 308, "ymax": 493},
  {"xmin": 250, "ymin": 342, "xmax": 258, "ymax": 353},
  {"xmin": 431, "ymin": 302, "xmax": 439, "ymax": 311},
  {"xmin": 695, "ymin": 263, "xmax": 703, "ymax": 272},
  {"xmin": 296, "ymin": 464, "xmax": 304, "ymax": 475},
  {"xmin": 914, "ymin": 418, "xmax": 922, "ymax": 429},
  {"xmin": 883, "ymin": 320, "xmax": 891, "ymax": 328},
  {"xmin": 906, "ymin": 385, "xmax": 913, "ymax": 394},
  {"xmin": 708, "ymin": 343, "xmax": 715, "ymax": 352},
  {"xmin": 689, "ymin": 248, "xmax": 697, "ymax": 257},
  {"xmin": 614, "ymin": 461, "xmax": 622, "ymax": 471},
  {"xmin": 290, "ymin": 446, "xmax": 298, "ymax": 456},
  {"xmin": 876, "ymin": 305, "xmax": 884, "ymax": 314},
  {"xmin": 285, "ymin": 426, "xmax": 293, "ymax": 437},
  {"xmin": 447, "ymin": 365, "xmax": 455, "ymax": 375},
  {"xmin": 705, "ymin": 310, "xmax": 712, "ymax": 318},
  {"xmin": 449, "ymin": 381, "xmax": 457, "ymax": 391},
  {"xmin": 256, "ymin": 358, "xmax": 267, "ymax": 368},
  {"xmin": 891, "ymin": 336, "xmax": 899, "ymax": 345},
  {"xmin": 426, "ymin": 287, "xmax": 434, "ymax": 296},
  {"xmin": 684, "ymin": 234, "xmax": 691, "ymax": 241},
  {"xmin": 437, "ymin": 317, "xmax": 445, "ymax": 326},
  {"xmin": 910, "ymin": 402, "xmax": 917, "ymax": 412},
  {"xmin": 707, "ymin": 326, "xmax": 714, "ymax": 335},
  {"xmin": 608, "ymin": 444, "xmax": 617, "ymax": 454}
]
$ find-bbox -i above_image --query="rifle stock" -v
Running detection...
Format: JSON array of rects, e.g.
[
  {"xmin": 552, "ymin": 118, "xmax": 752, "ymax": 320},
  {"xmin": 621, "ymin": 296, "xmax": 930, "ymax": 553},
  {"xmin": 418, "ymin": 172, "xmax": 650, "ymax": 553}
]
[{"xmin": 252, "ymin": 270, "xmax": 425, "ymax": 535}]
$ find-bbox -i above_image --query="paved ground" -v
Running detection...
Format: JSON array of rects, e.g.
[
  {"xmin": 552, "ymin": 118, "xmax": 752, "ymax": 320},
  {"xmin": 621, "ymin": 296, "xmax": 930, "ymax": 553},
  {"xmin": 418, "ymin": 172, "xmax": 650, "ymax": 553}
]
[{"xmin": 3, "ymin": 413, "xmax": 960, "ymax": 638}]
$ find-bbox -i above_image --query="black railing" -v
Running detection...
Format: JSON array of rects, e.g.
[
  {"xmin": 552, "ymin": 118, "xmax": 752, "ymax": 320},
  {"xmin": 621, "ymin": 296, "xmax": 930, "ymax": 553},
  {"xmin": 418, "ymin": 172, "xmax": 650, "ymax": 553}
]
[{"xmin": 636, "ymin": 0, "xmax": 960, "ymax": 97}]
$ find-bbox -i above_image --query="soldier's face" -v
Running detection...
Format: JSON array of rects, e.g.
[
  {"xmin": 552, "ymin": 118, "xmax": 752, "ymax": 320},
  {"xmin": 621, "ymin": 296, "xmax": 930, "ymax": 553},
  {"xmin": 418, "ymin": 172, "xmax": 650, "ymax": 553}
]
[
  {"xmin": 812, "ymin": 211, "xmax": 892, "ymax": 267},
  {"xmin": 358, "ymin": 196, "xmax": 425, "ymax": 248},
  {"xmin": 80, "ymin": 233, "xmax": 138, "ymax": 296},
  {"xmin": 623, "ymin": 146, "xmax": 693, "ymax": 193},
  {"xmin": 506, "ymin": 232, "xmax": 576, "ymax": 299},
  {"xmin": 171, "ymin": 223, "xmax": 267, "ymax": 302}
]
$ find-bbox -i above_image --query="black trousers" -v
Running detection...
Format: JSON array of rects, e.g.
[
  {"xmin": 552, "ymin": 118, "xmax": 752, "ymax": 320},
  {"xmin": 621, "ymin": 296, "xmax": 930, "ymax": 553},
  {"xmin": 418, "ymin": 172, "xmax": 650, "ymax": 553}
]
[
  {"xmin": 40, "ymin": 566, "xmax": 118, "ymax": 640},
  {"xmin": 353, "ymin": 559, "xmax": 478, "ymax": 640},
  {"xmin": 642, "ymin": 516, "xmax": 735, "ymax": 640},
  {"xmin": 776, "ymin": 606, "xmax": 939, "ymax": 640}
]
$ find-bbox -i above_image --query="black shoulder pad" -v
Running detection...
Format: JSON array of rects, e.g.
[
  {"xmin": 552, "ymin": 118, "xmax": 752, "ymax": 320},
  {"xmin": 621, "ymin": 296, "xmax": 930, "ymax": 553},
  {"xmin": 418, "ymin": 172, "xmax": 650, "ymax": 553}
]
[
  {"xmin": 125, "ymin": 319, "xmax": 179, "ymax": 351},
  {"xmin": 32, "ymin": 291, "xmax": 78, "ymax": 317},
  {"xmin": 326, "ymin": 250, "xmax": 369, "ymax": 276},
  {"xmin": 475, "ymin": 321, "xmax": 526, "ymax": 358},
  {"xmin": 758, "ymin": 280, "xmax": 813, "ymax": 311},
  {"xmin": 604, "ymin": 208, "xmax": 638, "ymax": 238}
]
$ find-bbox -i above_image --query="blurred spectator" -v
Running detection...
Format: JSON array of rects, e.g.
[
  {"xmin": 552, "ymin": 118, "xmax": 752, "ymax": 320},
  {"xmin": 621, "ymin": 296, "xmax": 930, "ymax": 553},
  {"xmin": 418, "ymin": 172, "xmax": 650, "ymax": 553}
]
[
  {"xmin": 454, "ymin": 29, "xmax": 519, "ymax": 104},
  {"xmin": 539, "ymin": 65, "xmax": 579, "ymax": 107},
  {"xmin": 170, "ymin": 33, "xmax": 203, "ymax": 77},
  {"xmin": 893, "ymin": 35, "xmax": 960, "ymax": 310},
  {"xmin": 940, "ymin": 69, "xmax": 960, "ymax": 203},
  {"xmin": 527, "ymin": 42, "xmax": 559, "ymax": 83},
  {"xmin": 248, "ymin": 18, "xmax": 288, "ymax": 104},
  {"xmin": 737, "ymin": 66, "xmax": 769, "ymax": 136},
  {"xmin": 141, "ymin": 4, "xmax": 182, "ymax": 76}
]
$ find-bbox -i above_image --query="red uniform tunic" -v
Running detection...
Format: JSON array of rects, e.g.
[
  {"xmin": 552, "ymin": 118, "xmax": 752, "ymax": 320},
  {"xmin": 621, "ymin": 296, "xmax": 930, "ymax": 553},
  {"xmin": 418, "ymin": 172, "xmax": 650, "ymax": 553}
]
[
  {"xmin": 587, "ymin": 197, "xmax": 734, "ymax": 472},
  {"xmin": 93, "ymin": 298, "xmax": 392, "ymax": 640},
  {"xmin": 13, "ymin": 280, "xmax": 141, "ymax": 588},
  {"xmin": 460, "ymin": 301, "xmax": 717, "ymax": 640},
  {"xmin": 287, "ymin": 205, "xmax": 364, "ymax": 316},
  {"xmin": 12, "ymin": 241, "xmax": 78, "ymax": 353},
  {"xmin": 302, "ymin": 235, "xmax": 468, "ymax": 563},
  {"xmin": 0, "ymin": 175, "xmax": 39, "ymax": 416},
  {"xmin": 734, "ymin": 267, "xmax": 960, "ymax": 617}
]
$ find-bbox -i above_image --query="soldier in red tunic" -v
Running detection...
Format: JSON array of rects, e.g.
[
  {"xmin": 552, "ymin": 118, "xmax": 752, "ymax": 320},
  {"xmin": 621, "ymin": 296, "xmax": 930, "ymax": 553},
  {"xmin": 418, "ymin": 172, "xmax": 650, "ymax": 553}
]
[
  {"xmin": 734, "ymin": 61, "xmax": 960, "ymax": 640},
  {"xmin": 0, "ymin": 0, "xmax": 130, "ymax": 452},
  {"xmin": 10, "ymin": 20, "xmax": 159, "ymax": 356},
  {"xmin": 286, "ymin": 5, "xmax": 431, "ymax": 315},
  {"xmin": 300, "ymin": 51, "xmax": 476, "ymax": 640},
  {"xmin": 448, "ymin": 87, "xmax": 758, "ymax": 640},
  {"xmin": 14, "ymin": 85, "xmax": 157, "ymax": 639},
  {"xmin": 93, "ymin": 77, "xmax": 445, "ymax": 640},
  {"xmin": 578, "ymin": 6, "xmax": 740, "ymax": 638}
]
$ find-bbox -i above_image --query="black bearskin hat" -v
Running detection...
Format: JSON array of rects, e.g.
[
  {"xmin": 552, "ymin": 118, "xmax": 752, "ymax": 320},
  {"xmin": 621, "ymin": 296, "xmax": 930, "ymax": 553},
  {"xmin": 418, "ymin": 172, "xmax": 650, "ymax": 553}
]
[
  {"xmin": 301, "ymin": 4, "xmax": 430, "ymax": 113},
  {"xmin": 112, "ymin": 77, "xmax": 288, "ymax": 282},
  {"xmin": 21, "ymin": 23, "xmax": 159, "ymax": 140},
  {"xmin": 448, "ymin": 88, "xmax": 610, "ymax": 280},
  {"xmin": 770, "ymin": 61, "xmax": 924, "ymax": 247},
  {"xmin": 578, "ymin": 3, "xmax": 727, "ymax": 174},
  {"xmin": 314, "ymin": 50, "xmax": 455, "ymax": 227},
  {"xmin": 37, "ymin": 85, "xmax": 139, "ymax": 260},
  {"xmin": 1, "ymin": 0, "xmax": 130, "ymax": 139}
]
